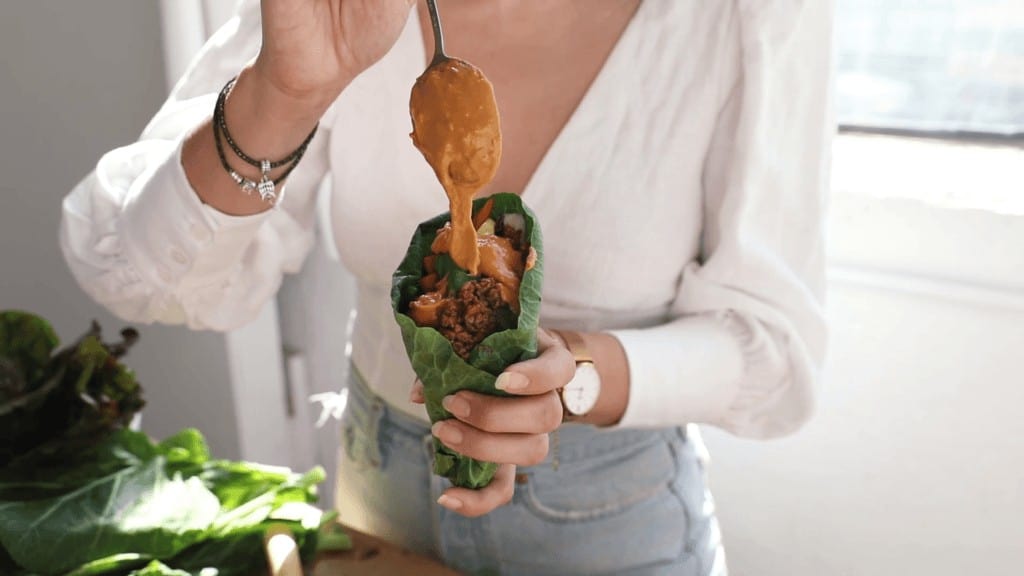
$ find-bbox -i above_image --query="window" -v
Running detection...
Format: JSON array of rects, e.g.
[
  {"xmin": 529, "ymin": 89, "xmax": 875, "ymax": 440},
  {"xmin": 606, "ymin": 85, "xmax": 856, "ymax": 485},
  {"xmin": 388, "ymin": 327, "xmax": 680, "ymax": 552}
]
[
  {"xmin": 828, "ymin": 1, "xmax": 1024, "ymax": 293},
  {"xmin": 836, "ymin": 0, "xmax": 1024, "ymax": 137}
]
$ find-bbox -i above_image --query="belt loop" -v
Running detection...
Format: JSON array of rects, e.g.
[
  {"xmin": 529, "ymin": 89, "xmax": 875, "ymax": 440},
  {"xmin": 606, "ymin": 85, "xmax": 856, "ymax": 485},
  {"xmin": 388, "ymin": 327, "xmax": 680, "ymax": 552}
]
[
  {"xmin": 366, "ymin": 395, "xmax": 386, "ymax": 468},
  {"xmin": 421, "ymin": 431, "xmax": 436, "ymax": 462}
]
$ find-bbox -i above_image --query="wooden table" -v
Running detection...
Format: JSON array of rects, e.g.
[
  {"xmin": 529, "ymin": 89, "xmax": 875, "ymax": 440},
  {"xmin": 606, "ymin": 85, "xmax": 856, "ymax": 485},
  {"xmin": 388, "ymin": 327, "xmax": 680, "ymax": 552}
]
[{"xmin": 312, "ymin": 528, "xmax": 460, "ymax": 576}]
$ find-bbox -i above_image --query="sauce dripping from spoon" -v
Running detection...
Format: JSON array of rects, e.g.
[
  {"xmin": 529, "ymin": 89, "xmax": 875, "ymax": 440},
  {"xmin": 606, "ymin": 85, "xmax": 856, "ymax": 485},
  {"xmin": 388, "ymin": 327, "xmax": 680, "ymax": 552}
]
[{"xmin": 409, "ymin": 0, "xmax": 502, "ymax": 276}]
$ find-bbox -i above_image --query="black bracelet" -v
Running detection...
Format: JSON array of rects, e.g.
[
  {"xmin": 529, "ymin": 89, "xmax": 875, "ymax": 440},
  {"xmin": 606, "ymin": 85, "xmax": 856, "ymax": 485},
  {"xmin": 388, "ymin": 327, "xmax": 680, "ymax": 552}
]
[
  {"xmin": 212, "ymin": 107, "xmax": 309, "ymax": 203},
  {"xmin": 215, "ymin": 77, "xmax": 318, "ymax": 170},
  {"xmin": 211, "ymin": 76, "xmax": 316, "ymax": 203}
]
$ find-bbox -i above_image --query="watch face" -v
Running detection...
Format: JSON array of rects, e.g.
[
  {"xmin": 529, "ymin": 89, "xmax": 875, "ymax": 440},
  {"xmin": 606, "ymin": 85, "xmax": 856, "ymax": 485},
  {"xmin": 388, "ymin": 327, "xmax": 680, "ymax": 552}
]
[{"xmin": 562, "ymin": 362, "xmax": 601, "ymax": 416}]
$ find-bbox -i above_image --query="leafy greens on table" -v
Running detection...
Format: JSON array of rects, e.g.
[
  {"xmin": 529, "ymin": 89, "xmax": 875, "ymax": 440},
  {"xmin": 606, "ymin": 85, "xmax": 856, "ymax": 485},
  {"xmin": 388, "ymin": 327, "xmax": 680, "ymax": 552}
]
[{"xmin": 0, "ymin": 311, "xmax": 343, "ymax": 576}]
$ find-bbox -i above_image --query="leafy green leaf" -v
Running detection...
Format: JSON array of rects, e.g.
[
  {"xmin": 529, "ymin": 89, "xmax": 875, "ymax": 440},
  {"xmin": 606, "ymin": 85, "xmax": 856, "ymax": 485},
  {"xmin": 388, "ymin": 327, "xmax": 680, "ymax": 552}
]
[
  {"xmin": 0, "ymin": 313, "xmax": 144, "ymax": 468},
  {"xmin": 434, "ymin": 253, "xmax": 477, "ymax": 293},
  {"xmin": 167, "ymin": 518, "xmax": 320, "ymax": 576},
  {"xmin": 126, "ymin": 560, "xmax": 195, "ymax": 576},
  {"xmin": 205, "ymin": 466, "xmax": 323, "ymax": 538},
  {"xmin": 66, "ymin": 553, "xmax": 151, "ymax": 576},
  {"xmin": 158, "ymin": 429, "xmax": 210, "ymax": 465},
  {"xmin": 0, "ymin": 426, "xmax": 327, "ymax": 576},
  {"xmin": 0, "ymin": 429, "xmax": 158, "ymax": 501},
  {"xmin": 0, "ymin": 543, "xmax": 23, "ymax": 576},
  {"xmin": 0, "ymin": 311, "xmax": 60, "ymax": 399},
  {"xmin": 391, "ymin": 193, "xmax": 544, "ymax": 488},
  {"xmin": 0, "ymin": 316, "xmax": 329, "ymax": 576},
  {"xmin": 315, "ymin": 513, "xmax": 352, "ymax": 553},
  {"xmin": 0, "ymin": 458, "xmax": 220, "ymax": 574}
]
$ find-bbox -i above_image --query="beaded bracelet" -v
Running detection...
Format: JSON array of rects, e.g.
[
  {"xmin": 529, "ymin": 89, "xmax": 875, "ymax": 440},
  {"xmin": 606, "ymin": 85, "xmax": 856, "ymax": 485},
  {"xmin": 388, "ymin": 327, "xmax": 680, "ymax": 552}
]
[
  {"xmin": 212, "ymin": 118, "xmax": 304, "ymax": 203},
  {"xmin": 212, "ymin": 77, "xmax": 319, "ymax": 203}
]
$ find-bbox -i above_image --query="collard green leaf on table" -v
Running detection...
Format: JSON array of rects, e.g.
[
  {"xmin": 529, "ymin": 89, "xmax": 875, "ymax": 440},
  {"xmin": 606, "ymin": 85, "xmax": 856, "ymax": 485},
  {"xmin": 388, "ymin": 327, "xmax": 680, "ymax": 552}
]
[
  {"xmin": 206, "ymin": 466, "xmax": 324, "ymax": 537},
  {"xmin": 66, "ymin": 554, "xmax": 152, "ymax": 576},
  {"xmin": 0, "ymin": 427, "xmax": 327, "ymax": 576},
  {"xmin": 0, "ymin": 543, "xmax": 22, "ymax": 576},
  {"xmin": 197, "ymin": 460, "xmax": 292, "ymax": 512},
  {"xmin": 167, "ymin": 462, "xmax": 325, "ymax": 576},
  {"xmin": 167, "ymin": 519, "xmax": 320, "ymax": 576},
  {"xmin": 158, "ymin": 428, "xmax": 210, "ymax": 466},
  {"xmin": 125, "ymin": 560, "xmax": 194, "ymax": 576},
  {"xmin": 0, "ymin": 313, "xmax": 332, "ymax": 576},
  {"xmin": 0, "ymin": 457, "xmax": 220, "ymax": 574},
  {"xmin": 0, "ymin": 428, "xmax": 159, "ymax": 501},
  {"xmin": 391, "ymin": 193, "xmax": 544, "ymax": 489},
  {"xmin": 316, "ymin": 514, "xmax": 353, "ymax": 553}
]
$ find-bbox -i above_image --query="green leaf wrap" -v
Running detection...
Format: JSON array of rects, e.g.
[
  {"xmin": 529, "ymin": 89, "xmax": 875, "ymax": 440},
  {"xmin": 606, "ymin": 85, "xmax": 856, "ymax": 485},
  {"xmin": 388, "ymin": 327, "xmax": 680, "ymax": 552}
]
[{"xmin": 391, "ymin": 193, "xmax": 544, "ymax": 489}]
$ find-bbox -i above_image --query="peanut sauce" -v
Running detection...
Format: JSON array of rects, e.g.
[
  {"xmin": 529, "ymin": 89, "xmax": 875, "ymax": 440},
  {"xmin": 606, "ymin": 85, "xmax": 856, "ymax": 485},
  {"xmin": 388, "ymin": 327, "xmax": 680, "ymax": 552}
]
[
  {"xmin": 408, "ymin": 54, "xmax": 529, "ymax": 345},
  {"xmin": 431, "ymin": 223, "xmax": 524, "ymax": 311},
  {"xmin": 410, "ymin": 58, "xmax": 502, "ymax": 275},
  {"xmin": 408, "ymin": 290, "xmax": 446, "ymax": 327}
]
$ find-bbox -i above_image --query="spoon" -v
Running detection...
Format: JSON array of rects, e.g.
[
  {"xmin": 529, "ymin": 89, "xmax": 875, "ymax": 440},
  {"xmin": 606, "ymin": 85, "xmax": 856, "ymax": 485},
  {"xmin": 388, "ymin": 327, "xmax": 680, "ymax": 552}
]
[
  {"xmin": 409, "ymin": 0, "xmax": 502, "ymax": 275},
  {"xmin": 424, "ymin": 0, "xmax": 449, "ymax": 67}
]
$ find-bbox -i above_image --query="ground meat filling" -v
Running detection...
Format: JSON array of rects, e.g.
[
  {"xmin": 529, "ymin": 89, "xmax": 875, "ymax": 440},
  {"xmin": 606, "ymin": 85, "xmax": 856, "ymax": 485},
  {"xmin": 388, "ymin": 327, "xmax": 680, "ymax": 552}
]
[{"xmin": 437, "ymin": 277, "xmax": 513, "ymax": 359}]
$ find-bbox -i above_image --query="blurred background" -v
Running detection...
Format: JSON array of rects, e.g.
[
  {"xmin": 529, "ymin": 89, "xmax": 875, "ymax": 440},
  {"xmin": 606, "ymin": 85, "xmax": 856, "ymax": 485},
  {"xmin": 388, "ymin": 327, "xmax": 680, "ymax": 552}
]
[{"xmin": 1, "ymin": 1, "xmax": 1021, "ymax": 575}]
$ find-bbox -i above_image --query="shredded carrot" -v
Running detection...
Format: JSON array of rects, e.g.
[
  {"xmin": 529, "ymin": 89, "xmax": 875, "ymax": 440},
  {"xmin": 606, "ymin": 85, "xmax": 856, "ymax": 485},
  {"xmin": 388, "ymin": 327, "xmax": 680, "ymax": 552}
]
[
  {"xmin": 472, "ymin": 197, "xmax": 495, "ymax": 230},
  {"xmin": 420, "ymin": 273, "xmax": 439, "ymax": 292}
]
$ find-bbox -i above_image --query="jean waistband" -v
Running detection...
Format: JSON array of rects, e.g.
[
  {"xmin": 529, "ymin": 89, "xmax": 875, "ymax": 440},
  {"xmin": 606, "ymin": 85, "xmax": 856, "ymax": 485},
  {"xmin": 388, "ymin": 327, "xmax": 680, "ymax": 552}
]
[{"xmin": 347, "ymin": 366, "xmax": 431, "ymax": 438}]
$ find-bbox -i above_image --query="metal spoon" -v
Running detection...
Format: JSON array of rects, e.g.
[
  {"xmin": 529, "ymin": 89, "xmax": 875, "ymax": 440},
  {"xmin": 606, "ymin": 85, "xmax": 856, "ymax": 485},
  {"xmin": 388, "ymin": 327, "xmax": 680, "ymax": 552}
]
[{"xmin": 425, "ymin": 0, "xmax": 448, "ymax": 66}]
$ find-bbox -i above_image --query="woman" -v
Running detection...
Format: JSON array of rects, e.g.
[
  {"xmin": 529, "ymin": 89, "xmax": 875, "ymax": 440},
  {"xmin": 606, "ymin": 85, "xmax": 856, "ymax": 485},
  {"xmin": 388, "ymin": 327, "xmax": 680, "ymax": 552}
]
[{"xmin": 60, "ymin": 0, "xmax": 832, "ymax": 574}]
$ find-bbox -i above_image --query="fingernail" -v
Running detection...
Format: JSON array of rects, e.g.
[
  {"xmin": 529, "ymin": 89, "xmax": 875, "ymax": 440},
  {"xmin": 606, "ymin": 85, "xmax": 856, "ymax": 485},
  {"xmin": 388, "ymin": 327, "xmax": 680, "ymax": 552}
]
[
  {"xmin": 432, "ymin": 421, "xmax": 463, "ymax": 445},
  {"xmin": 495, "ymin": 372, "xmax": 528, "ymax": 391},
  {"xmin": 437, "ymin": 494, "xmax": 463, "ymax": 510},
  {"xmin": 442, "ymin": 395, "xmax": 470, "ymax": 418}
]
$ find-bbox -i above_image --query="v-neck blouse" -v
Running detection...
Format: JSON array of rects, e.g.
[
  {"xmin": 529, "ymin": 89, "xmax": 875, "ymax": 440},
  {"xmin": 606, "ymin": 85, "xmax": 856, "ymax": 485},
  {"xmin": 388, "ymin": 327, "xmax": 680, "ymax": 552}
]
[{"xmin": 60, "ymin": 0, "xmax": 834, "ymax": 437}]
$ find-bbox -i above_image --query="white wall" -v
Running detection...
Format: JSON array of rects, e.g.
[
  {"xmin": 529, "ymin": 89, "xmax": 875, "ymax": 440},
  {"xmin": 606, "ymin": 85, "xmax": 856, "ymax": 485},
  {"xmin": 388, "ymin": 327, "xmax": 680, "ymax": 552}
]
[
  {"xmin": 276, "ymin": 197, "xmax": 359, "ymax": 510},
  {"xmin": 0, "ymin": 0, "xmax": 241, "ymax": 459},
  {"xmin": 703, "ymin": 159, "xmax": 1024, "ymax": 576}
]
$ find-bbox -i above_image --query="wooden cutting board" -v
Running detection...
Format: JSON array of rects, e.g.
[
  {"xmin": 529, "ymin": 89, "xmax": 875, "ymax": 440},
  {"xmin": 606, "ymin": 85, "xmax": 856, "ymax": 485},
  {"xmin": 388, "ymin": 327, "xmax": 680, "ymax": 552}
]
[{"xmin": 312, "ymin": 528, "xmax": 461, "ymax": 576}]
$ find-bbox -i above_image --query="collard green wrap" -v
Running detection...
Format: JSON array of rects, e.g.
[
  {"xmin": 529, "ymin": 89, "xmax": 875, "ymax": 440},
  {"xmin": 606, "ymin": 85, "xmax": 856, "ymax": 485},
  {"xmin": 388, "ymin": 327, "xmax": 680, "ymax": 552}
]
[{"xmin": 391, "ymin": 193, "xmax": 543, "ymax": 489}]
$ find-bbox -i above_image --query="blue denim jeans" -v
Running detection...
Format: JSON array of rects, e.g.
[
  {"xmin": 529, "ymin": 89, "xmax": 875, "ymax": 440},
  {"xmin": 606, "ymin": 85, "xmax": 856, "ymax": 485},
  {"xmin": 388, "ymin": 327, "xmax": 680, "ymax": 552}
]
[{"xmin": 335, "ymin": 369, "xmax": 726, "ymax": 576}]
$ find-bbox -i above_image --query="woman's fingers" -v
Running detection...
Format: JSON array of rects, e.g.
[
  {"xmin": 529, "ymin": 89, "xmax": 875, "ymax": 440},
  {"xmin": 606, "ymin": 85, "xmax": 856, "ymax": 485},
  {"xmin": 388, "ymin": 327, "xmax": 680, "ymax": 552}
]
[
  {"xmin": 409, "ymin": 379, "xmax": 425, "ymax": 404},
  {"xmin": 432, "ymin": 419, "xmax": 550, "ymax": 467},
  {"xmin": 418, "ymin": 327, "xmax": 575, "ymax": 517},
  {"xmin": 495, "ymin": 329, "xmax": 575, "ymax": 396},
  {"xmin": 437, "ymin": 464, "xmax": 516, "ymax": 517},
  {"xmin": 442, "ymin": 390, "xmax": 562, "ymax": 434}
]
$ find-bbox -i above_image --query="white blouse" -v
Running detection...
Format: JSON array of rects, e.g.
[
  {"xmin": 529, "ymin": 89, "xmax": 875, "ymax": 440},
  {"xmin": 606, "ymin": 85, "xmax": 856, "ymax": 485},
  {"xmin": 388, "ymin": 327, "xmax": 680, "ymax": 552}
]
[{"xmin": 60, "ymin": 0, "xmax": 833, "ymax": 437}]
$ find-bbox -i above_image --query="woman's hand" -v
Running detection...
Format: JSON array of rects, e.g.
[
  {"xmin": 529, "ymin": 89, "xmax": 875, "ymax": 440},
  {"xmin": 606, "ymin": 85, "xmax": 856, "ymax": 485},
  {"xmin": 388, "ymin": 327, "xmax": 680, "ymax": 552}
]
[
  {"xmin": 182, "ymin": 0, "xmax": 416, "ymax": 217},
  {"xmin": 254, "ymin": 0, "xmax": 417, "ymax": 109},
  {"xmin": 409, "ymin": 329, "xmax": 576, "ymax": 517}
]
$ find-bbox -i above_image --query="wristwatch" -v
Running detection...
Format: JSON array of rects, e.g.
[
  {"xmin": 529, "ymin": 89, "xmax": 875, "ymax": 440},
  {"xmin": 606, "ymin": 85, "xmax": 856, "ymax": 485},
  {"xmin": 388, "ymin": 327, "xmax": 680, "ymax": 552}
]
[{"xmin": 554, "ymin": 330, "xmax": 602, "ymax": 420}]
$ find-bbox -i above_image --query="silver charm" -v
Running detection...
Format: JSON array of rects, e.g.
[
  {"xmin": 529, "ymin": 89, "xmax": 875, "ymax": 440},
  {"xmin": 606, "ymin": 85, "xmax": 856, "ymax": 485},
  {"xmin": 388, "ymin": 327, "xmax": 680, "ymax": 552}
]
[
  {"xmin": 229, "ymin": 164, "xmax": 276, "ymax": 204},
  {"xmin": 257, "ymin": 175, "xmax": 276, "ymax": 203},
  {"xmin": 257, "ymin": 159, "xmax": 276, "ymax": 202}
]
